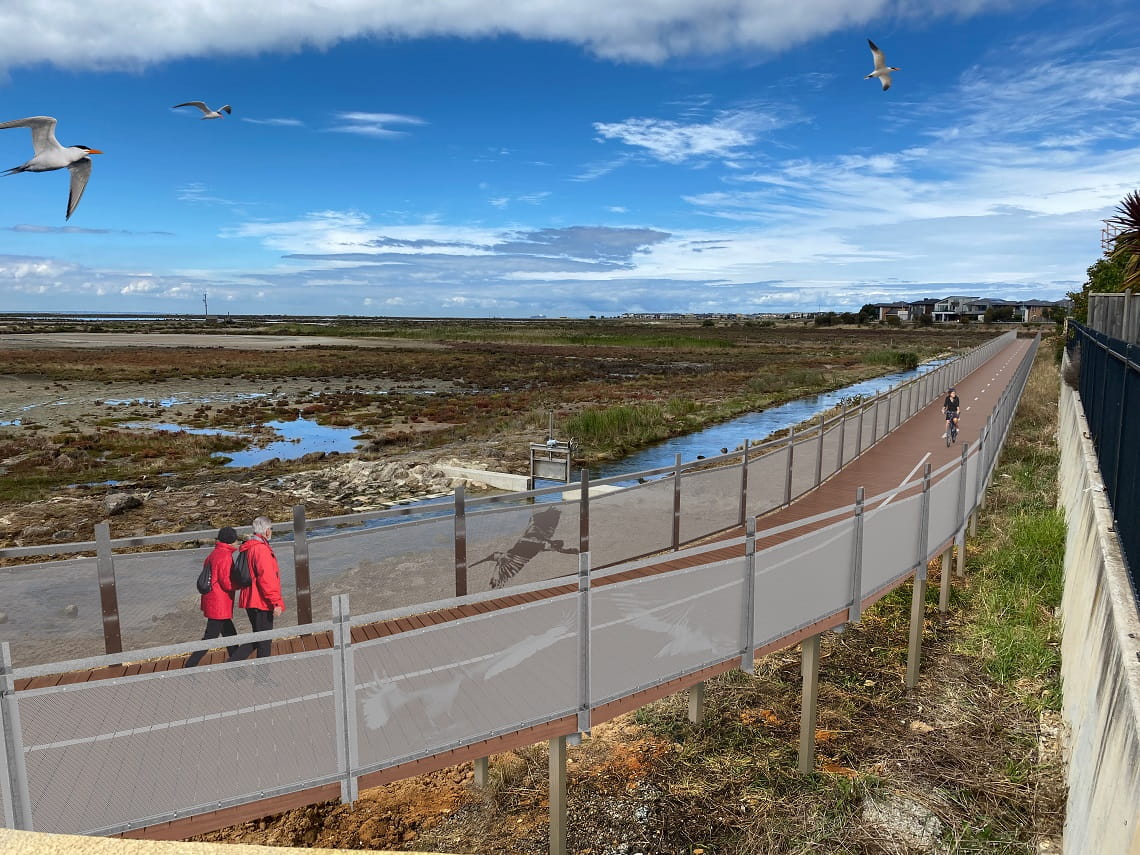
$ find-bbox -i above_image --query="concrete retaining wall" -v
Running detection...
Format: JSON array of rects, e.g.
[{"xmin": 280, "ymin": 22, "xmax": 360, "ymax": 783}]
[{"xmin": 1057, "ymin": 361, "xmax": 1140, "ymax": 855}]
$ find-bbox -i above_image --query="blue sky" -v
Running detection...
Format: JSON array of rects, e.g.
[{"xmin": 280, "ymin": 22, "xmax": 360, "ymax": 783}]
[{"xmin": 0, "ymin": 0, "xmax": 1137, "ymax": 317}]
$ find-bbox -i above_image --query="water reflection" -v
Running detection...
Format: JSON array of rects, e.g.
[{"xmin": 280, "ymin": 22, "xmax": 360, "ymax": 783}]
[{"xmin": 219, "ymin": 418, "xmax": 362, "ymax": 467}]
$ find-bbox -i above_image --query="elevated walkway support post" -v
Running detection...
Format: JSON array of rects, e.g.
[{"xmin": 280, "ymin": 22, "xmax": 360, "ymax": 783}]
[
  {"xmin": 907, "ymin": 465, "xmax": 932, "ymax": 689},
  {"xmin": 688, "ymin": 683, "xmax": 706, "ymax": 725},
  {"xmin": 453, "ymin": 484, "xmax": 467, "ymax": 597},
  {"xmin": 473, "ymin": 756, "xmax": 489, "ymax": 788},
  {"xmin": 330, "ymin": 594, "xmax": 358, "ymax": 805},
  {"xmin": 938, "ymin": 547, "xmax": 953, "ymax": 614},
  {"xmin": 292, "ymin": 505, "xmax": 313, "ymax": 626},
  {"xmin": 94, "ymin": 521, "xmax": 122, "ymax": 655},
  {"xmin": 549, "ymin": 735, "xmax": 567, "ymax": 855},
  {"xmin": 1, "ymin": 643, "xmax": 32, "ymax": 830},
  {"xmin": 797, "ymin": 633, "xmax": 822, "ymax": 775}
]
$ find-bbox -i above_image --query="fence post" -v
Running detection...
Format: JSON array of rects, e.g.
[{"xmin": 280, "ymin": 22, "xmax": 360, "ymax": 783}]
[
  {"xmin": 740, "ymin": 518, "xmax": 757, "ymax": 673},
  {"xmin": 579, "ymin": 469, "xmax": 590, "ymax": 555},
  {"xmin": 453, "ymin": 484, "xmax": 467, "ymax": 597},
  {"xmin": 784, "ymin": 427, "xmax": 795, "ymax": 505},
  {"xmin": 1112, "ymin": 361, "xmax": 1128, "ymax": 509},
  {"xmin": 330, "ymin": 594, "xmax": 358, "ymax": 805},
  {"xmin": 855, "ymin": 401, "xmax": 864, "ymax": 457},
  {"xmin": 549, "ymin": 735, "xmax": 567, "ymax": 855},
  {"xmin": 871, "ymin": 398, "xmax": 880, "ymax": 445},
  {"xmin": 292, "ymin": 505, "xmax": 313, "ymax": 626},
  {"xmin": 848, "ymin": 488, "xmax": 865, "ymax": 624},
  {"xmin": 0, "ymin": 643, "xmax": 33, "ymax": 830},
  {"xmin": 688, "ymin": 682, "xmax": 706, "ymax": 725},
  {"xmin": 955, "ymin": 443, "xmax": 971, "ymax": 579},
  {"xmin": 797, "ymin": 633, "xmax": 822, "ymax": 775},
  {"xmin": 94, "ymin": 521, "xmax": 122, "ymax": 655},
  {"xmin": 672, "ymin": 453, "xmax": 682, "ymax": 551},
  {"xmin": 906, "ymin": 465, "xmax": 932, "ymax": 689},
  {"xmin": 738, "ymin": 440, "xmax": 749, "ymax": 527},
  {"xmin": 814, "ymin": 414, "xmax": 824, "ymax": 487},
  {"xmin": 836, "ymin": 402, "xmax": 847, "ymax": 470},
  {"xmin": 939, "ymin": 547, "xmax": 953, "ymax": 614},
  {"xmin": 577, "ymin": 551, "xmax": 592, "ymax": 737}
]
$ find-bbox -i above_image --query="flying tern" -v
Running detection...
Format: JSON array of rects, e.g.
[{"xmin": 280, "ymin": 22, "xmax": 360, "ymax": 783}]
[
  {"xmin": 0, "ymin": 116, "xmax": 102, "ymax": 220},
  {"xmin": 865, "ymin": 39, "xmax": 900, "ymax": 91},
  {"xmin": 173, "ymin": 101, "xmax": 232, "ymax": 119}
]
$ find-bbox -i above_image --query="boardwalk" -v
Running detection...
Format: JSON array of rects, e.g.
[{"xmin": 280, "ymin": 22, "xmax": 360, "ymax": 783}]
[{"xmin": 4, "ymin": 335, "xmax": 1036, "ymax": 841}]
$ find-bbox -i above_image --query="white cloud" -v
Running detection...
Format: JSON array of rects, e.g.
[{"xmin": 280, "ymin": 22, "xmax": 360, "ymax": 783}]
[
  {"xmin": 327, "ymin": 112, "xmax": 427, "ymax": 138},
  {"xmin": 241, "ymin": 117, "xmax": 305, "ymax": 127},
  {"xmin": 594, "ymin": 109, "xmax": 785, "ymax": 164},
  {"xmin": 0, "ymin": 0, "xmax": 1043, "ymax": 72}
]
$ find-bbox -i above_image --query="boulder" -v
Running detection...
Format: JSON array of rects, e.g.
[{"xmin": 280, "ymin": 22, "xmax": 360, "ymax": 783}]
[{"xmin": 103, "ymin": 493, "xmax": 143, "ymax": 516}]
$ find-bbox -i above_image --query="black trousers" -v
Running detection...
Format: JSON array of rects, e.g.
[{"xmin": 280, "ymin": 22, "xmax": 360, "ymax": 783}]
[
  {"xmin": 228, "ymin": 608, "xmax": 275, "ymax": 661},
  {"xmin": 185, "ymin": 618, "xmax": 238, "ymax": 667}
]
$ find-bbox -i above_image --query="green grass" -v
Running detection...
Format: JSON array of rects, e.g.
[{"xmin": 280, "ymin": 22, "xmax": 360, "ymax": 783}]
[{"xmin": 863, "ymin": 348, "xmax": 920, "ymax": 369}]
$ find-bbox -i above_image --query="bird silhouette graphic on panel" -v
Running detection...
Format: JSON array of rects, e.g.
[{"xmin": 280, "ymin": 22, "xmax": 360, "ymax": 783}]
[
  {"xmin": 865, "ymin": 39, "xmax": 900, "ymax": 91},
  {"xmin": 1, "ymin": 116, "xmax": 102, "ymax": 219},
  {"xmin": 471, "ymin": 506, "xmax": 578, "ymax": 589},
  {"xmin": 173, "ymin": 101, "xmax": 233, "ymax": 119}
]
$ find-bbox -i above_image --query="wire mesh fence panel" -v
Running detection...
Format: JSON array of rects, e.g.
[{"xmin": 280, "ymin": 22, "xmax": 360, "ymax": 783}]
[
  {"xmin": 590, "ymin": 557, "xmax": 746, "ymax": 705},
  {"xmin": 861, "ymin": 491, "xmax": 923, "ymax": 593},
  {"xmin": 0, "ymin": 557, "xmax": 104, "ymax": 667},
  {"xmin": 745, "ymin": 446, "xmax": 791, "ymax": 519},
  {"xmin": 589, "ymin": 478, "xmax": 674, "ymax": 568},
  {"xmin": 351, "ymin": 594, "xmax": 578, "ymax": 772},
  {"xmin": 679, "ymin": 464, "xmax": 742, "ymax": 544},
  {"xmin": 307, "ymin": 516, "xmax": 456, "ymax": 618},
  {"xmin": 753, "ymin": 520, "xmax": 855, "ymax": 647},
  {"xmin": 927, "ymin": 471, "xmax": 961, "ymax": 553},
  {"xmin": 789, "ymin": 434, "xmax": 820, "ymax": 500},
  {"xmin": 17, "ymin": 650, "xmax": 339, "ymax": 835},
  {"xmin": 465, "ymin": 500, "xmax": 581, "ymax": 593}
]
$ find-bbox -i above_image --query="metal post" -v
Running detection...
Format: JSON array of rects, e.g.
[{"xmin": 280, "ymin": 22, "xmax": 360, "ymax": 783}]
[
  {"xmin": 672, "ymin": 453, "xmax": 682, "ymax": 551},
  {"xmin": 1, "ymin": 643, "xmax": 32, "ymax": 830},
  {"xmin": 814, "ymin": 414, "xmax": 824, "ymax": 487},
  {"xmin": 577, "ymin": 551, "xmax": 591, "ymax": 736},
  {"xmin": 453, "ymin": 484, "xmax": 467, "ymax": 597},
  {"xmin": 906, "ymin": 465, "xmax": 932, "ymax": 689},
  {"xmin": 855, "ymin": 401, "xmax": 864, "ymax": 456},
  {"xmin": 94, "ymin": 521, "xmax": 122, "ymax": 655},
  {"xmin": 783, "ymin": 427, "xmax": 795, "ymax": 505},
  {"xmin": 688, "ymin": 682, "xmax": 706, "ymax": 725},
  {"xmin": 738, "ymin": 440, "xmax": 749, "ymax": 527},
  {"xmin": 955, "ymin": 443, "xmax": 970, "ymax": 579},
  {"xmin": 797, "ymin": 633, "xmax": 821, "ymax": 775},
  {"xmin": 939, "ymin": 547, "xmax": 953, "ymax": 614},
  {"xmin": 848, "ymin": 488, "xmax": 865, "ymax": 624},
  {"xmin": 836, "ymin": 402, "xmax": 847, "ymax": 469},
  {"xmin": 579, "ymin": 469, "xmax": 590, "ymax": 555},
  {"xmin": 740, "ymin": 518, "xmax": 757, "ymax": 672},
  {"xmin": 474, "ymin": 756, "xmax": 489, "ymax": 788},
  {"xmin": 549, "ymin": 735, "xmax": 567, "ymax": 855},
  {"xmin": 330, "ymin": 594, "xmax": 358, "ymax": 804},
  {"xmin": 871, "ymin": 398, "xmax": 880, "ymax": 445},
  {"xmin": 292, "ymin": 505, "xmax": 312, "ymax": 626},
  {"xmin": 1112, "ymin": 364, "xmax": 1129, "ymax": 508}
]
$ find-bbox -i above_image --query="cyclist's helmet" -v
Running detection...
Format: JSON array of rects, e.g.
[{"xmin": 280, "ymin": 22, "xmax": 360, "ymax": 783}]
[{"xmin": 948, "ymin": 387, "xmax": 956, "ymax": 392}]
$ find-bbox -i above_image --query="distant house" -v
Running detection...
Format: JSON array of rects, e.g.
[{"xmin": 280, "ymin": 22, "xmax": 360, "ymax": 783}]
[
  {"xmin": 874, "ymin": 302, "xmax": 911, "ymax": 322},
  {"xmin": 908, "ymin": 298, "xmax": 939, "ymax": 319}
]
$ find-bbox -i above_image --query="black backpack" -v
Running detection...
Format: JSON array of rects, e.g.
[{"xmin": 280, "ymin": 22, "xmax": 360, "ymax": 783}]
[
  {"xmin": 195, "ymin": 557, "xmax": 213, "ymax": 595},
  {"xmin": 230, "ymin": 548, "xmax": 253, "ymax": 589}
]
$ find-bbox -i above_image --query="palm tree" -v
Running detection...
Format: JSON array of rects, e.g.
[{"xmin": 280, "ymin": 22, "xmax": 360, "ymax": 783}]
[{"xmin": 1106, "ymin": 190, "xmax": 1140, "ymax": 290}]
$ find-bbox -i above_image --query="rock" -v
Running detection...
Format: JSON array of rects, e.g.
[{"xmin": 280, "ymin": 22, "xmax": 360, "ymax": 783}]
[
  {"xmin": 103, "ymin": 494, "xmax": 142, "ymax": 516},
  {"xmin": 908, "ymin": 720, "xmax": 935, "ymax": 734},
  {"xmin": 63, "ymin": 604, "xmax": 79, "ymax": 618},
  {"xmin": 862, "ymin": 793, "xmax": 943, "ymax": 852},
  {"xmin": 20, "ymin": 524, "xmax": 53, "ymax": 540}
]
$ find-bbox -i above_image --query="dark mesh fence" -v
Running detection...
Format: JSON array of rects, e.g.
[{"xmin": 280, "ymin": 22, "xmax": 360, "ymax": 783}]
[{"xmin": 1070, "ymin": 321, "xmax": 1140, "ymax": 597}]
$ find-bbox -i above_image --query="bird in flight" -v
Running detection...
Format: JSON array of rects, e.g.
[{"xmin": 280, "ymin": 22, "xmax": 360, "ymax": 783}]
[
  {"xmin": 865, "ymin": 39, "xmax": 900, "ymax": 91},
  {"xmin": 0, "ymin": 116, "xmax": 102, "ymax": 220},
  {"xmin": 173, "ymin": 101, "xmax": 232, "ymax": 119}
]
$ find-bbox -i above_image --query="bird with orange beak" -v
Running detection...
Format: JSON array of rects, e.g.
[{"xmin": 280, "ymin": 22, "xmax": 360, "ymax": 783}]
[{"xmin": 1, "ymin": 115, "xmax": 103, "ymax": 219}]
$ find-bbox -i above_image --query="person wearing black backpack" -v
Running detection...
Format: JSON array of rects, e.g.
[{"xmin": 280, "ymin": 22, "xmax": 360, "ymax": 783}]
[
  {"xmin": 228, "ymin": 516, "xmax": 286, "ymax": 662},
  {"xmin": 184, "ymin": 526, "xmax": 241, "ymax": 667}
]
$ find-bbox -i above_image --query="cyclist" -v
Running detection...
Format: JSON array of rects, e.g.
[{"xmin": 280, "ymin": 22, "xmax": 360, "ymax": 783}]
[{"xmin": 942, "ymin": 387, "xmax": 961, "ymax": 439}]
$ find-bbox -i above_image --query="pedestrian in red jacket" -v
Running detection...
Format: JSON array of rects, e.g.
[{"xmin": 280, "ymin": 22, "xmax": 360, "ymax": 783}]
[
  {"xmin": 229, "ymin": 516, "xmax": 285, "ymax": 661},
  {"xmin": 185, "ymin": 526, "xmax": 240, "ymax": 667}
]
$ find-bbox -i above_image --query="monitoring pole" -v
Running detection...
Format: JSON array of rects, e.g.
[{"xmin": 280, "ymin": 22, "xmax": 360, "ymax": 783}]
[{"xmin": 203, "ymin": 292, "xmax": 208, "ymax": 320}]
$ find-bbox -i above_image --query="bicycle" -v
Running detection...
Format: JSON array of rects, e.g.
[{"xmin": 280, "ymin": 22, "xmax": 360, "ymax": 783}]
[{"xmin": 944, "ymin": 415, "xmax": 959, "ymax": 446}]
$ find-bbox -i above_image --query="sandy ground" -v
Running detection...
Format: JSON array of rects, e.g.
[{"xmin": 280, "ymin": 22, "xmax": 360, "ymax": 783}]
[{"xmin": 0, "ymin": 332, "xmax": 444, "ymax": 350}]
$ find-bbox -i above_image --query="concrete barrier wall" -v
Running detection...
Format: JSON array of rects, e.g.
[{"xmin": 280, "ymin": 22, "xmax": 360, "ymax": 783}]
[{"xmin": 1057, "ymin": 360, "xmax": 1140, "ymax": 855}]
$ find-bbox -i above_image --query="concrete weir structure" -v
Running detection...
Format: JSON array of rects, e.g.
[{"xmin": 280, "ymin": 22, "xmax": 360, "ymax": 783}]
[{"xmin": 1057, "ymin": 356, "xmax": 1140, "ymax": 855}]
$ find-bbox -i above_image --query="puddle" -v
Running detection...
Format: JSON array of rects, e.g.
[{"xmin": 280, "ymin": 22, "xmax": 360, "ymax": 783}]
[
  {"xmin": 217, "ymin": 418, "xmax": 362, "ymax": 468},
  {"xmin": 122, "ymin": 422, "xmax": 241, "ymax": 437}
]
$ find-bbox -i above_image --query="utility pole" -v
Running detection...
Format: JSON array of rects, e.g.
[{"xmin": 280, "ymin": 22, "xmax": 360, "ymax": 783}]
[{"xmin": 203, "ymin": 292, "xmax": 208, "ymax": 320}]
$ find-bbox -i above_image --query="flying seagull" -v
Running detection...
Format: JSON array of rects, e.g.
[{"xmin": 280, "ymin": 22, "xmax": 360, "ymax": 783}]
[
  {"xmin": 0, "ymin": 116, "xmax": 102, "ymax": 220},
  {"xmin": 865, "ymin": 39, "xmax": 900, "ymax": 91},
  {"xmin": 173, "ymin": 101, "xmax": 232, "ymax": 119}
]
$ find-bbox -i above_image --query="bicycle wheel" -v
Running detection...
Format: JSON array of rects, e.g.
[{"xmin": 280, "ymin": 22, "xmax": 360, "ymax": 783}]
[{"xmin": 945, "ymin": 425, "xmax": 952, "ymax": 447}]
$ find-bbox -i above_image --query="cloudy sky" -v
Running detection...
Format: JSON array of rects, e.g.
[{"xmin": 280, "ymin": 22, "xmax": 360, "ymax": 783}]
[{"xmin": 0, "ymin": 0, "xmax": 1136, "ymax": 317}]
